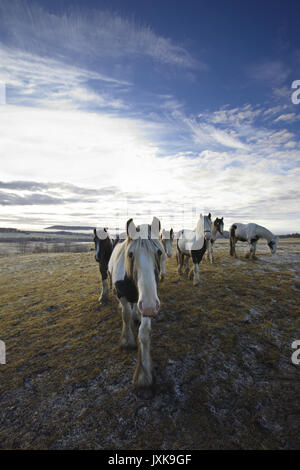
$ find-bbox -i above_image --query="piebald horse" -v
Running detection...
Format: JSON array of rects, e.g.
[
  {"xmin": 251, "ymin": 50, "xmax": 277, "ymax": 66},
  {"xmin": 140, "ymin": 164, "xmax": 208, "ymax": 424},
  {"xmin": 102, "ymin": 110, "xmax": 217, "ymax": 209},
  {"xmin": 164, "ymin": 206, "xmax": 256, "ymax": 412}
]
[
  {"xmin": 160, "ymin": 228, "xmax": 174, "ymax": 281},
  {"xmin": 206, "ymin": 217, "xmax": 224, "ymax": 263},
  {"xmin": 93, "ymin": 228, "xmax": 114, "ymax": 304},
  {"xmin": 230, "ymin": 222, "xmax": 278, "ymax": 259},
  {"xmin": 177, "ymin": 213, "xmax": 212, "ymax": 285},
  {"xmin": 108, "ymin": 217, "xmax": 165, "ymax": 389}
]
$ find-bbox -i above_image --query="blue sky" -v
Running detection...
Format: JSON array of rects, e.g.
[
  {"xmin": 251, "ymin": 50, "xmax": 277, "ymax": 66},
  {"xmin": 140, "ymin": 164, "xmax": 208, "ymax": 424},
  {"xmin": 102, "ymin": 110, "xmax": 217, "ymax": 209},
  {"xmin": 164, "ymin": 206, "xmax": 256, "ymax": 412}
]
[{"xmin": 0, "ymin": 0, "xmax": 299, "ymax": 233}]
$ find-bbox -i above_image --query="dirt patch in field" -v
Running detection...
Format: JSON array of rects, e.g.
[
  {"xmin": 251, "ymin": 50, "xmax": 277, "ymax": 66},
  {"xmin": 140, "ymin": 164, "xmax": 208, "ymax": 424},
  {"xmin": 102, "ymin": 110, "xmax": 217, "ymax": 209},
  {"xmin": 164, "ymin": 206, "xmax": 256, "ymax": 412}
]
[{"xmin": 0, "ymin": 239, "xmax": 300, "ymax": 449}]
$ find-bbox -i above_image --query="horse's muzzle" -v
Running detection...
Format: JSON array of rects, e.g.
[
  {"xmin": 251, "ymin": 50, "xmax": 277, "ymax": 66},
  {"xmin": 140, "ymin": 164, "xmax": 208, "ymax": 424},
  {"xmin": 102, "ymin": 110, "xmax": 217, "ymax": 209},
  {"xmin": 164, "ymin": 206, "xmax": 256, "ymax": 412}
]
[{"xmin": 138, "ymin": 299, "xmax": 160, "ymax": 318}]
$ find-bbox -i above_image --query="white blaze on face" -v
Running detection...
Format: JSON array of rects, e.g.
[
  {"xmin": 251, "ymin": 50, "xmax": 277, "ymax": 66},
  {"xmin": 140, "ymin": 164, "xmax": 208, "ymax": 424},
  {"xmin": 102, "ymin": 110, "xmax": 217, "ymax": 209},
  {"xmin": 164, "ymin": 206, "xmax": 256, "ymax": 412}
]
[{"xmin": 136, "ymin": 249, "xmax": 160, "ymax": 318}]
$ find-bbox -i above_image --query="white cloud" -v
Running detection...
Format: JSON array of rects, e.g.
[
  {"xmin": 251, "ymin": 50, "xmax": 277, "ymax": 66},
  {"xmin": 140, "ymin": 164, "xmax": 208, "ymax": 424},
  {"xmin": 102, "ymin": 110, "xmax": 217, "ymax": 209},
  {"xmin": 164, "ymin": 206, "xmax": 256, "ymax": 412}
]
[
  {"xmin": 0, "ymin": 46, "xmax": 129, "ymax": 110},
  {"xmin": 0, "ymin": 0, "xmax": 203, "ymax": 70},
  {"xmin": 248, "ymin": 60, "xmax": 290, "ymax": 86},
  {"xmin": 274, "ymin": 113, "xmax": 300, "ymax": 123}
]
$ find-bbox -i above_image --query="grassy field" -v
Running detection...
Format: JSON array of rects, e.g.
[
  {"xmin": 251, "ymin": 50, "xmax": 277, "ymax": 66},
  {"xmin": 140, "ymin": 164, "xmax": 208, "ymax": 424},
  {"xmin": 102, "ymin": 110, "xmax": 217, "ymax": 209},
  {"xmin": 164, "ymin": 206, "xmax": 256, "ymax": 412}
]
[{"xmin": 0, "ymin": 238, "xmax": 300, "ymax": 449}]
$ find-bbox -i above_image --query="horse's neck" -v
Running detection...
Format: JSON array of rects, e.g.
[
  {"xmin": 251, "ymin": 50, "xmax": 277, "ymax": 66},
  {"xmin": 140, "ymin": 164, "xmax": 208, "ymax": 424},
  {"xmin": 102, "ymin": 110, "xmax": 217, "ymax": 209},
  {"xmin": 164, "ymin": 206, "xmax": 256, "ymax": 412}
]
[
  {"xmin": 104, "ymin": 237, "xmax": 113, "ymax": 257},
  {"xmin": 256, "ymin": 225, "xmax": 274, "ymax": 241},
  {"xmin": 211, "ymin": 222, "xmax": 218, "ymax": 240},
  {"xmin": 195, "ymin": 219, "xmax": 204, "ymax": 239}
]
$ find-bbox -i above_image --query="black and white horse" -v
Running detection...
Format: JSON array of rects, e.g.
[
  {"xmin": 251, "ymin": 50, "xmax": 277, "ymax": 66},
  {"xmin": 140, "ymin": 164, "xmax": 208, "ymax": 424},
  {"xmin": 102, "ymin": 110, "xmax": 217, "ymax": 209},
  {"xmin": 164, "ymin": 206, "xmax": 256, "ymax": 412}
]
[
  {"xmin": 108, "ymin": 217, "xmax": 165, "ymax": 389},
  {"xmin": 206, "ymin": 217, "xmax": 224, "ymax": 263},
  {"xmin": 160, "ymin": 228, "xmax": 174, "ymax": 281},
  {"xmin": 177, "ymin": 213, "xmax": 212, "ymax": 285},
  {"xmin": 93, "ymin": 228, "xmax": 114, "ymax": 304},
  {"xmin": 230, "ymin": 222, "xmax": 278, "ymax": 259}
]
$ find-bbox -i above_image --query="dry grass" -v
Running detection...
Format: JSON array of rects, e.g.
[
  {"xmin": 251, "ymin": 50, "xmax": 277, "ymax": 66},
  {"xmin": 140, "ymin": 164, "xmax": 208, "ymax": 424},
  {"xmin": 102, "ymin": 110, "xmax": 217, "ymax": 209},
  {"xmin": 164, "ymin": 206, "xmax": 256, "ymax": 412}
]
[{"xmin": 0, "ymin": 239, "xmax": 300, "ymax": 449}]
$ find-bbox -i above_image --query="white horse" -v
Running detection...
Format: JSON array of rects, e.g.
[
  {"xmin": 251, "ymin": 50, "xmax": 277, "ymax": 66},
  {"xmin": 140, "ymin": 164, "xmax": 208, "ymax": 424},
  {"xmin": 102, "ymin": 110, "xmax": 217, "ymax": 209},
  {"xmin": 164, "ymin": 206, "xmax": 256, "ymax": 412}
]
[
  {"xmin": 159, "ymin": 228, "xmax": 174, "ymax": 281},
  {"xmin": 108, "ymin": 217, "xmax": 165, "ymax": 389},
  {"xmin": 206, "ymin": 217, "xmax": 224, "ymax": 263},
  {"xmin": 177, "ymin": 213, "xmax": 212, "ymax": 285},
  {"xmin": 230, "ymin": 222, "xmax": 278, "ymax": 259}
]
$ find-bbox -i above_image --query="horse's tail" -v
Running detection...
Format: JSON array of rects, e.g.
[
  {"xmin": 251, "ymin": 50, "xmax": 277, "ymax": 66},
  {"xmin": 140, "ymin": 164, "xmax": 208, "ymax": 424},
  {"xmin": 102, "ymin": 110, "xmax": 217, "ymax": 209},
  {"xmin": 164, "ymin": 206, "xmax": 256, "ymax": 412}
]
[{"xmin": 230, "ymin": 224, "xmax": 236, "ymax": 256}]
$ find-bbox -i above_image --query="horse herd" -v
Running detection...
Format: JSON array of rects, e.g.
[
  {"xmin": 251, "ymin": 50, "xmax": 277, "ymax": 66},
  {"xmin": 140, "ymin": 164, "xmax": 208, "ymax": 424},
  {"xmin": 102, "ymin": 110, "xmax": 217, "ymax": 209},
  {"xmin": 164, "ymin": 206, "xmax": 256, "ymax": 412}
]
[{"xmin": 93, "ymin": 214, "xmax": 278, "ymax": 390}]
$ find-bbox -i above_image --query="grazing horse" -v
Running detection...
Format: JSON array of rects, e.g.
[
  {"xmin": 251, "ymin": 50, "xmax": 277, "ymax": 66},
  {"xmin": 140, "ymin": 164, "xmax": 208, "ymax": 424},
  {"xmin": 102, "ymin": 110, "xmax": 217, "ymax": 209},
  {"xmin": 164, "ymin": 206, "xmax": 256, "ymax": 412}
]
[
  {"xmin": 160, "ymin": 228, "xmax": 174, "ymax": 281},
  {"xmin": 93, "ymin": 228, "xmax": 114, "ymax": 304},
  {"xmin": 206, "ymin": 217, "xmax": 224, "ymax": 263},
  {"xmin": 177, "ymin": 213, "xmax": 212, "ymax": 285},
  {"xmin": 230, "ymin": 222, "xmax": 278, "ymax": 259},
  {"xmin": 108, "ymin": 217, "xmax": 165, "ymax": 389}
]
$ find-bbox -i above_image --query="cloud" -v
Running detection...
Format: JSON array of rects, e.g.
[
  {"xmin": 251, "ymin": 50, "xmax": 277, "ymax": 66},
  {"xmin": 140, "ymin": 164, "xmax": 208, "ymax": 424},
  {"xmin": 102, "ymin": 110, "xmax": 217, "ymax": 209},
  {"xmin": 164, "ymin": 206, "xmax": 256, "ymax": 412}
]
[
  {"xmin": 0, "ymin": 100, "xmax": 299, "ymax": 232},
  {"xmin": 0, "ymin": 0, "xmax": 202, "ymax": 70},
  {"xmin": 248, "ymin": 60, "xmax": 291, "ymax": 86},
  {"xmin": 274, "ymin": 113, "xmax": 300, "ymax": 123},
  {"xmin": 0, "ymin": 46, "xmax": 130, "ymax": 111}
]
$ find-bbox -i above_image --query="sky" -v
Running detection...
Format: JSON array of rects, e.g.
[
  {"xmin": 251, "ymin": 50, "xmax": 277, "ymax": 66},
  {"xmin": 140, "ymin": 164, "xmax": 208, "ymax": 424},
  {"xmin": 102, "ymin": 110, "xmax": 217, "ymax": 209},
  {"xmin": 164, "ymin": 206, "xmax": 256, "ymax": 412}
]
[{"xmin": 0, "ymin": 0, "xmax": 300, "ymax": 234}]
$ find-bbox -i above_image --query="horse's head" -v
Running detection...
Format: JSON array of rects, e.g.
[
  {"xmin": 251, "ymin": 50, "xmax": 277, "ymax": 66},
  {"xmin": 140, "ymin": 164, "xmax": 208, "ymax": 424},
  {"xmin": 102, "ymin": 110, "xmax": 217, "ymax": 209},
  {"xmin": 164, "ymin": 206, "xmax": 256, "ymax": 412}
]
[
  {"xmin": 160, "ymin": 228, "xmax": 174, "ymax": 258},
  {"xmin": 93, "ymin": 227, "xmax": 109, "ymax": 262},
  {"xmin": 125, "ymin": 217, "xmax": 162, "ymax": 318},
  {"xmin": 268, "ymin": 236, "xmax": 278, "ymax": 255},
  {"xmin": 201, "ymin": 213, "xmax": 212, "ymax": 240},
  {"xmin": 214, "ymin": 217, "xmax": 224, "ymax": 236}
]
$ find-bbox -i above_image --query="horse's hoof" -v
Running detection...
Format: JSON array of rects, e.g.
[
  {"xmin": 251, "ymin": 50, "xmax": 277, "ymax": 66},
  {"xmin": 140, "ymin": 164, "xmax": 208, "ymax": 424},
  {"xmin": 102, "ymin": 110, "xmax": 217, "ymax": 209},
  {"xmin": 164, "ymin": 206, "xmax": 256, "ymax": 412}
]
[
  {"xmin": 134, "ymin": 385, "xmax": 155, "ymax": 399},
  {"xmin": 193, "ymin": 280, "xmax": 200, "ymax": 286},
  {"xmin": 120, "ymin": 342, "xmax": 137, "ymax": 351}
]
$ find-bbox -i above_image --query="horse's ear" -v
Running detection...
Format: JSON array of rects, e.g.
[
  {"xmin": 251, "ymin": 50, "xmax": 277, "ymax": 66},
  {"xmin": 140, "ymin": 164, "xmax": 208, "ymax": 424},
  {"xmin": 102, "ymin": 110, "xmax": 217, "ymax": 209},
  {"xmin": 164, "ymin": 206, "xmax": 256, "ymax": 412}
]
[
  {"xmin": 126, "ymin": 218, "xmax": 133, "ymax": 235},
  {"xmin": 151, "ymin": 217, "xmax": 161, "ymax": 238},
  {"xmin": 104, "ymin": 227, "xmax": 107, "ymax": 232},
  {"xmin": 170, "ymin": 228, "xmax": 173, "ymax": 239},
  {"xmin": 126, "ymin": 218, "xmax": 137, "ymax": 239},
  {"xmin": 93, "ymin": 228, "xmax": 97, "ymax": 237},
  {"xmin": 221, "ymin": 217, "xmax": 224, "ymax": 221},
  {"xmin": 208, "ymin": 212, "xmax": 211, "ymax": 219}
]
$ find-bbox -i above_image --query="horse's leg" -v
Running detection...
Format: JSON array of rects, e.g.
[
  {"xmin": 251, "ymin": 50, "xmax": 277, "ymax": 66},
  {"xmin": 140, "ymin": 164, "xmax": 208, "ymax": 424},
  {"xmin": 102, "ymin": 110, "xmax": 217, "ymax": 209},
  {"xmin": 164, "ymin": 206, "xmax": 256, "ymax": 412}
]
[
  {"xmin": 193, "ymin": 262, "xmax": 200, "ymax": 286},
  {"xmin": 249, "ymin": 241, "xmax": 258, "ymax": 260},
  {"xmin": 206, "ymin": 240, "xmax": 214, "ymax": 263},
  {"xmin": 210, "ymin": 241, "xmax": 215, "ymax": 263},
  {"xmin": 177, "ymin": 252, "xmax": 184, "ymax": 276},
  {"xmin": 108, "ymin": 271, "xmax": 112, "ymax": 290},
  {"xmin": 133, "ymin": 317, "xmax": 153, "ymax": 388},
  {"xmin": 252, "ymin": 241, "xmax": 258, "ymax": 259},
  {"xmin": 245, "ymin": 240, "xmax": 252, "ymax": 259},
  {"xmin": 230, "ymin": 237, "xmax": 237, "ymax": 258},
  {"xmin": 184, "ymin": 255, "xmax": 190, "ymax": 274},
  {"xmin": 119, "ymin": 297, "xmax": 136, "ymax": 350},
  {"xmin": 132, "ymin": 302, "xmax": 141, "ymax": 324},
  {"xmin": 160, "ymin": 257, "xmax": 166, "ymax": 282},
  {"xmin": 99, "ymin": 275, "xmax": 109, "ymax": 303}
]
